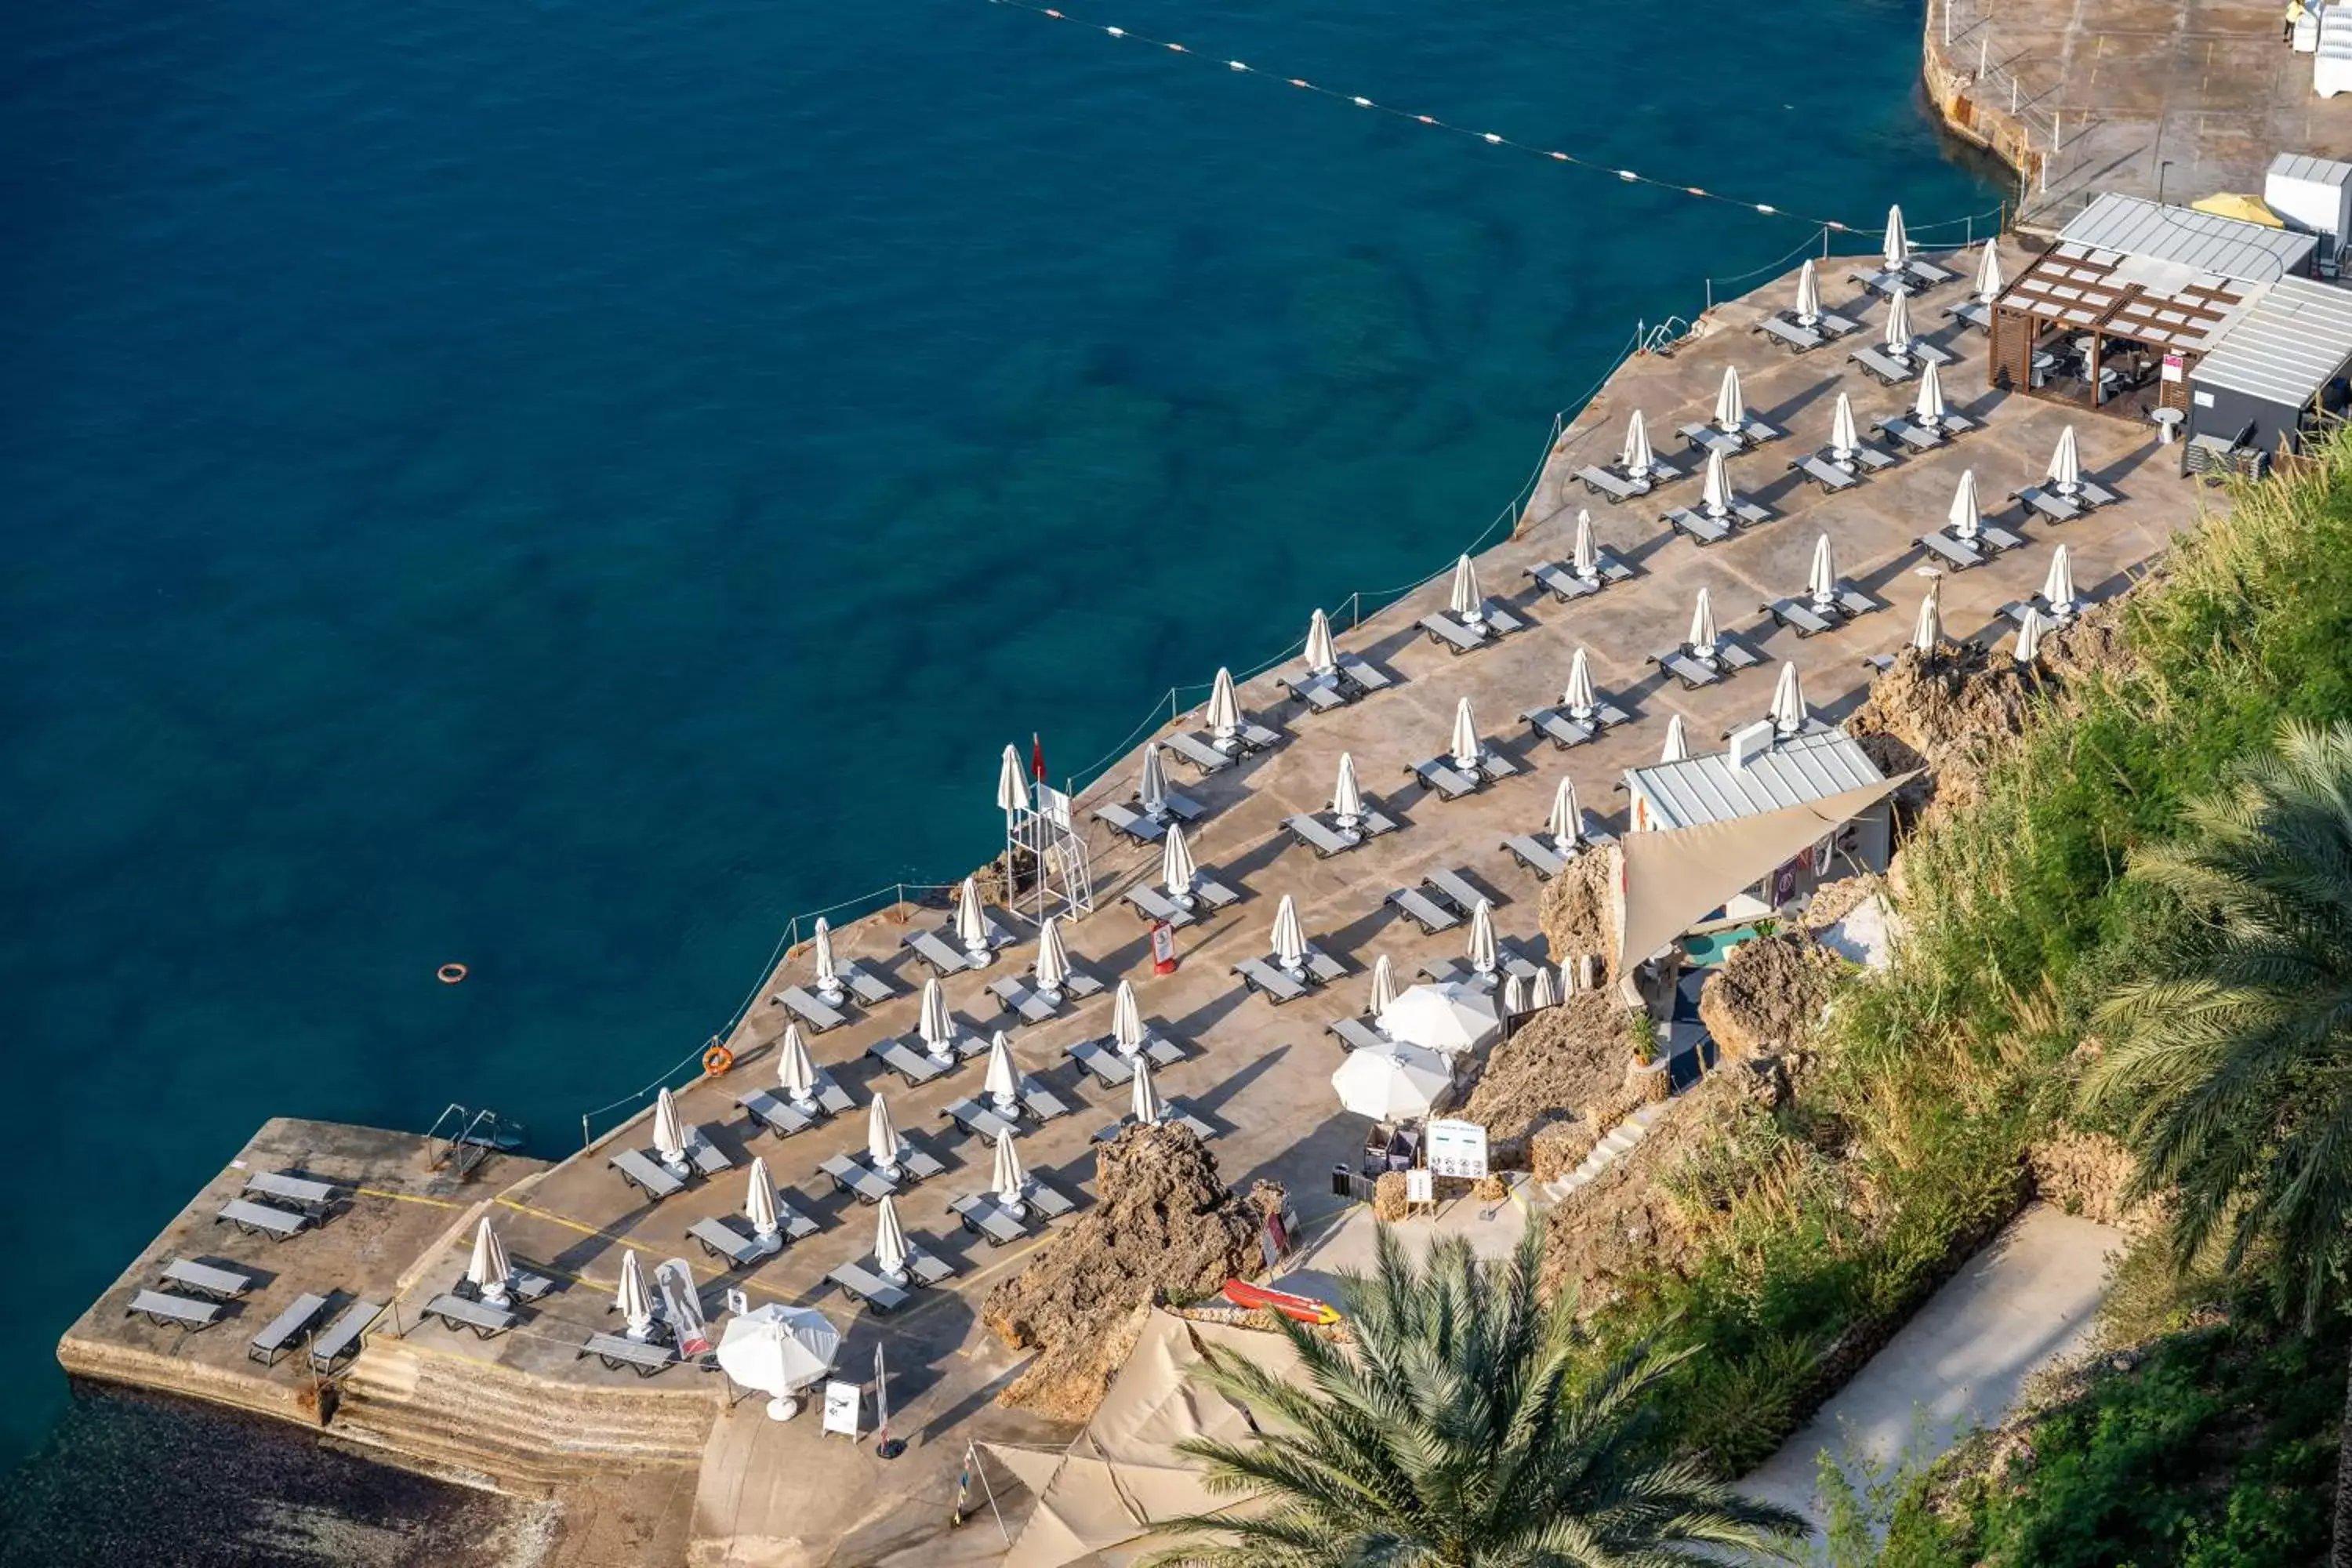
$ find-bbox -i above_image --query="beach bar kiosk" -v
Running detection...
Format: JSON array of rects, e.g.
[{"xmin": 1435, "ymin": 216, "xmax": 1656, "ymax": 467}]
[{"xmin": 2183, "ymin": 276, "xmax": 2352, "ymax": 457}]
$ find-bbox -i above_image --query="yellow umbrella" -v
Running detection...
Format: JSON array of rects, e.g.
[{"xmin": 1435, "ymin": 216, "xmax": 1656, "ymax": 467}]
[{"xmin": 2190, "ymin": 192, "xmax": 2283, "ymax": 227}]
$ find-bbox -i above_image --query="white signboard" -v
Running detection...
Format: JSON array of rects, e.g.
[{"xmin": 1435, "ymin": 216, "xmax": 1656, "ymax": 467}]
[
  {"xmin": 1424, "ymin": 1118, "xmax": 1489, "ymax": 1180},
  {"xmin": 724, "ymin": 1288, "xmax": 749, "ymax": 1319},
  {"xmin": 821, "ymin": 1380, "xmax": 862, "ymax": 1439},
  {"xmin": 1036, "ymin": 783, "xmax": 1073, "ymax": 832},
  {"xmin": 1406, "ymin": 1169, "xmax": 1435, "ymax": 1205}
]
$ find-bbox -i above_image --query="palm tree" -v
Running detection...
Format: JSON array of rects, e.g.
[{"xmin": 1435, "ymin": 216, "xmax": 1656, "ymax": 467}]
[
  {"xmin": 1145, "ymin": 1221, "xmax": 1805, "ymax": 1566},
  {"xmin": 2082, "ymin": 718, "xmax": 2352, "ymax": 1567}
]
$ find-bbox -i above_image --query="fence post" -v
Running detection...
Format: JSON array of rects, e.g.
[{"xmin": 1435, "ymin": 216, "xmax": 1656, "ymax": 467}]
[
  {"xmin": 581, "ymin": 1113, "xmax": 591, "ymax": 1151},
  {"xmin": 1704, "ymin": 278, "xmax": 1713, "ymax": 311}
]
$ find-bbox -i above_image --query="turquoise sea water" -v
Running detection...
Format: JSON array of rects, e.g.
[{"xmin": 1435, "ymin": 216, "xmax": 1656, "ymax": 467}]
[{"xmin": 0, "ymin": 0, "xmax": 1993, "ymax": 1479}]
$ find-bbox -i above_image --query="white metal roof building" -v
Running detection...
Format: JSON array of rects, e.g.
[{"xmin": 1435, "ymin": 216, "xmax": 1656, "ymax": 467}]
[
  {"xmin": 2190, "ymin": 276, "xmax": 2352, "ymax": 453},
  {"xmin": 1624, "ymin": 726, "xmax": 1886, "ymax": 832},
  {"xmin": 2056, "ymin": 193, "xmax": 2318, "ymax": 283}
]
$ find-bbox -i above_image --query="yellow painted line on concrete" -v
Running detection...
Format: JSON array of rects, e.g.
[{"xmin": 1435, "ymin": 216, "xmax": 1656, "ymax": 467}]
[{"xmin": 354, "ymin": 1185, "xmax": 466, "ymax": 1209}]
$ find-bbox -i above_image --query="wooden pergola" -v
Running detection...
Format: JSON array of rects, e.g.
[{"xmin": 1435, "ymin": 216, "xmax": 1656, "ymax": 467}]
[{"xmin": 1988, "ymin": 241, "xmax": 2256, "ymax": 418}]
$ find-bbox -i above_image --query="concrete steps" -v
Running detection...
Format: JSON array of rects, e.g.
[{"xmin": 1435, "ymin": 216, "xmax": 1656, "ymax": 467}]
[{"xmin": 1537, "ymin": 1102, "xmax": 1668, "ymax": 1206}]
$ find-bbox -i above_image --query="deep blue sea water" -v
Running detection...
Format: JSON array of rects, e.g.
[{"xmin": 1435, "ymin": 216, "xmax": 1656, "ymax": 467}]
[{"xmin": 0, "ymin": 0, "xmax": 1993, "ymax": 1475}]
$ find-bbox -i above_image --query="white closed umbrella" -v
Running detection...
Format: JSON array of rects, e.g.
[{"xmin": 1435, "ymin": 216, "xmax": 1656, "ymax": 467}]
[
  {"xmin": 1112, "ymin": 978, "xmax": 1146, "ymax": 1055},
  {"xmin": 1370, "ymin": 953, "xmax": 1398, "ymax": 1015},
  {"xmin": 1161, "ymin": 822, "xmax": 1198, "ymax": 906},
  {"xmin": 2041, "ymin": 544, "xmax": 2076, "ymax": 619},
  {"xmin": 996, "ymin": 744, "xmax": 1029, "ymax": 817},
  {"xmin": 1621, "ymin": 410, "xmax": 1654, "ymax": 477},
  {"xmin": 1304, "ymin": 608, "xmax": 1338, "ymax": 675},
  {"xmin": 1467, "ymin": 898, "xmax": 1499, "ymax": 976},
  {"xmin": 1530, "ymin": 965, "xmax": 1559, "ymax": 1010},
  {"xmin": 1330, "ymin": 1040, "xmax": 1452, "ymax": 1121},
  {"xmin": 1138, "ymin": 741, "xmax": 1170, "ymax": 820},
  {"xmin": 866, "ymin": 1094, "xmax": 903, "ymax": 1179},
  {"xmin": 746, "ymin": 1155, "xmax": 782, "ymax": 1252},
  {"xmin": 1206, "ymin": 666, "xmax": 1242, "ymax": 746},
  {"xmin": 1700, "ymin": 447, "xmax": 1733, "ymax": 518},
  {"xmin": 1272, "ymin": 894, "xmax": 1308, "ymax": 976},
  {"xmin": 1033, "ymin": 915, "xmax": 1070, "ymax": 1003},
  {"xmin": 1377, "ymin": 981, "xmax": 1499, "ymax": 1056},
  {"xmin": 1883, "ymin": 203, "xmax": 1911, "ymax": 270},
  {"xmin": 1565, "ymin": 647, "xmax": 1598, "ymax": 720},
  {"xmin": 1948, "ymin": 469, "xmax": 1982, "ymax": 542},
  {"xmin": 2049, "ymin": 426, "xmax": 2082, "ymax": 496},
  {"xmin": 1769, "ymin": 662, "xmax": 1807, "ymax": 737},
  {"xmin": 778, "ymin": 1024, "xmax": 818, "ymax": 1111},
  {"xmin": 467, "ymin": 1217, "xmax": 514, "ymax": 1308},
  {"xmin": 1974, "ymin": 237, "xmax": 2003, "ymax": 302},
  {"xmin": 1688, "ymin": 588, "xmax": 1719, "ymax": 661},
  {"xmin": 1449, "ymin": 554, "xmax": 1485, "ymax": 625},
  {"xmin": 811, "ymin": 916, "xmax": 842, "ymax": 1004},
  {"xmin": 990, "ymin": 1127, "xmax": 1029, "ymax": 1218},
  {"xmin": 716, "ymin": 1302, "xmax": 840, "ymax": 1422},
  {"xmin": 918, "ymin": 976, "xmax": 956, "ymax": 1062},
  {"xmin": 1831, "ymin": 391, "xmax": 1862, "ymax": 463},
  {"xmin": 873, "ymin": 1195, "xmax": 912, "ymax": 1285},
  {"xmin": 2015, "ymin": 606, "xmax": 2046, "ymax": 664},
  {"xmin": 1131, "ymin": 1055, "xmax": 1167, "ymax": 1126},
  {"xmin": 1548, "ymin": 776, "xmax": 1584, "ymax": 852},
  {"xmin": 1914, "ymin": 360, "xmax": 1947, "ymax": 428},
  {"xmin": 617, "ymin": 1249, "xmax": 656, "ymax": 1341},
  {"xmin": 653, "ymin": 1087, "xmax": 689, "ymax": 1175},
  {"xmin": 1809, "ymin": 533, "xmax": 1838, "ymax": 608},
  {"xmin": 1449, "ymin": 696, "xmax": 1483, "ymax": 772},
  {"xmin": 1912, "ymin": 578, "xmax": 1944, "ymax": 655},
  {"xmin": 982, "ymin": 1029, "xmax": 1020, "ymax": 1112},
  {"xmin": 1884, "ymin": 289, "xmax": 1914, "ymax": 359},
  {"xmin": 1795, "ymin": 257, "xmax": 1823, "ymax": 326},
  {"xmin": 1715, "ymin": 365, "xmax": 1747, "ymax": 434},
  {"xmin": 954, "ymin": 877, "xmax": 993, "ymax": 964},
  {"xmin": 1661, "ymin": 713, "xmax": 1691, "ymax": 763},
  {"xmin": 1331, "ymin": 751, "xmax": 1364, "ymax": 832},
  {"xmin": 1502, "ymin": 971, "xmax": 1527, "ymax": 1017},
  {"xmin": 1573, "ymin": 509, "xmax": 1601, "ymax": 582}
]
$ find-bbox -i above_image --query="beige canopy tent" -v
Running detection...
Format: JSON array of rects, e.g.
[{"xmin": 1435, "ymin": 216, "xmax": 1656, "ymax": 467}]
[
  {"xmin": 982, "ymin": 1310, "xmax": 1303, "ymax": 1568},
  {"xmin": 1613, "ymin": 775, "xmax": 1912, "ymax": 977}
]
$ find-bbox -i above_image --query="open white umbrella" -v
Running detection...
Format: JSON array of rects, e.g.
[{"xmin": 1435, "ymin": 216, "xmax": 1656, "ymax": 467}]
[
  {"xmin": 1206, "ymin": 666, "xmax": 1242, "ymax": 746},
  {"xmin": 1033, "ymin": 915, "xmax": 1070, "ymax": 1003},
  {"xmin": 1561, "ymin": 959, "xmax": 1583, "ymax": 996},
  {"xmin": 1973, "ymin": 237, "xmax": 2003, "ymax": 301},
  {"xmin": 1468, "ymin": 898, "xmax": 1499, "ymax": 975},
  {"xmin": 1377, "ymin": 982, "xmax": 1499, "ymax": 1056},
  {"xmin": 1573, "ymin": 510, "xmax": 1601, "ymax": 582},
  {"xmin": 1883, "ymin": 203, "xmax": 1911, "ymax": 270},
  {"xmin": 1912, "ymin": 578, "xmax": 1944, "ymax": 655},
  {"xmin": 1884, "ymin": 289, "xmax": 1914, "ymax": 359},
  {"xmin": 1304, "ymin": 608, "xmax": 1338, "ymax": 675},
  {"xmin": 1138, "ymin": 741, "xmax": 1170, "ymax": 819},
  {"xmin": 1565, "ymin": 647, "xmax": 1598, "ymax": 720},
  {"xmin": 2041, "ymin": 543, "xmax": 2077, "ymax": 619},
  {"xmin": 1769, "ymin": 662, "xmax": 1807, "ymax": 737},
  {"xmin": 1914, "ymin": 360, "xmax": 1947, "ymax": 428},
  {"xmin": 866, "ymin": 1094, "xmax": 903, "ymax": 1178},
  {"xmin": 778, "ymin": 1024, "xmax": 818, "ymax": 1111},
  {"xmin": 996, "ymin": 744, "xmax": 1029, "ymax": 817},
  {"xmin": 1795, "ymin": 256, "xmax": 1823, "ymax": 326},
  {"xmin": 1808, "ymin": 533, "xmax": 1838, "ymax": 608},
  {"xmin": 1700, "ymin": 447, "xmax": 1733, "ymax": 518},
  {"xmin": 1831, "ymin": 391, "xmax": 1861, "ymax": 463},
  {"xmin": 2015, "ymin": 606, "xmax": 2046, "ymax": 664},
  {"xmin": 1449, "ymin": 696, "xmax": 1483, "ymax": 772},
  {"xmin": 1449, "ymin": 554, "xmax": 1485, "ymax": 625},
  {"xmin": 1161, "ymin": 822, "xmax": 1198, "ymax": 906},
  {"xmin": 1370, "ymin": 953, "xmax": 1399, "ymax": 1015},
  {"xmin": 2049, "ymin": 426, "xmax": 2082, "ymax": 495},
  {"xmin": 1661, "ymin": 713, "xmax": 1691, "ymax": 763},
  {"xmin": 467, "ymin": 1217, "xmax": 513, "ymax": 1308},
  {"xmin": 746, "ymin": 1155, "xmax": 782, "ymax": 1252},
  {"xmin": 1714, "ymin": 365, "xmax": 1748, "ymax": 435},
  {"xmin": 1331, "ymin": 751, "xmax": 1364, "ymax": 831},
  {"xmin": 1131, "ymin": 1056, "xmax": 1167, "ymax": 1126},
  {"xmin": 1548, "ymin": 776, "xmax": 1584, "ymax": 852},
  {"xmin": 918, "ymin": 976, "xmax": 956, "ymax": 1062},
  {"xmin": 811, "ymin": 916, "xmax": 843, "ymax": 1004},
  {"xmin": 617, "ymin": 1249, "xmax": 656, "ymax": 1341},
  {"xmin": 990, "ymin": 1127, "xmax": 1029, "ymax": 1217},
  {"xmin": 874, "ymin": 1195, "xmax": 912, "ymax": 1284},
  {"xmin": 653, "ymin": 1087, "xmax": 689, "ymax": 1174},
  {"xmin": 716, "ymin": 1302, "xmax": 840, "ymax": 1422},
  {"xmin": 953, "ymin": 877, "xmax": 993, "ymax": 963},
  {"xmin": 1530, "ymin": 965, "xmax": 1559, "ymax": 1010},
  {"xmin": 1502, "ymin": 971, "xmax": 1528, "ymax": 1017},
  {"xmin": 1272, "ymin": 894, "xmax": 1308, "ymax": 976},
  {"xmin": 1948, "ymin": 469, "xmax": 1982, "ymax": 542},
  {"xmin": 1331, "ymin": 1040, "xmax": 1453, "ymax": 1120},
  {"xmin": 1621, "ymin": 410, "xmax": 1654, "ymax": 477},
  {"xmin": 1112, "ymin": 978, "xmax": 1146, "ymax": 1055},
  {"xmin": 1688, "ymin": 587, "xmax": 1719, "ymax": 660},
  {"xmin": 982, "ymin": 1029, "xmax": 1021, "ymax": 1112}
]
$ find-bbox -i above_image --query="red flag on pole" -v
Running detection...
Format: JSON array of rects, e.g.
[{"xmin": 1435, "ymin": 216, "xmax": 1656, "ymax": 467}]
[{"xmin": 1031, "ymin": 732, "xmax": 1047, "ymax": 782}]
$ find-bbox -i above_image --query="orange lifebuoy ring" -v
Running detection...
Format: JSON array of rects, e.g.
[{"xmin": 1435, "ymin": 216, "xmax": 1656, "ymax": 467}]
[
  {"xmin": 437, "ymin": 963, "xmax": 468, "ymax": 985},
  {"xmin": 703, "ymin": 1044, "xmax": 735, "ymax": 1076}
]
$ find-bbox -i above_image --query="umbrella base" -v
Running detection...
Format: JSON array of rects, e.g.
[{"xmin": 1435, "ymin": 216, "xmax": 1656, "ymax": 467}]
[{"xmin": 765, "ymin": 1395, "xmax": 803, "ymax": 1422}]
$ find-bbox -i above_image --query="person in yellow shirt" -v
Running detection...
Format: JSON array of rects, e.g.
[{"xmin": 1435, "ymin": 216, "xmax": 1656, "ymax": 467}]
[{"xmin": 2289, "ymin": 0, "xmax": 2308, "ymax": 43}]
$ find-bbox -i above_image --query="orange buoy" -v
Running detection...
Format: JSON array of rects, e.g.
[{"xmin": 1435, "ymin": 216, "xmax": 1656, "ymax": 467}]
[
  {"xmin": 437, "ymin": 963, "xmax": 469, "ymax": 985},
  {"xmin": 702, "ymin": 1043, "xmax": 735, "ymax": 1076}
]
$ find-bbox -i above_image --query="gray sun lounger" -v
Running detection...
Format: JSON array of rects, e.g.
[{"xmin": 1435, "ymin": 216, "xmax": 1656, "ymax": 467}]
[
  {"xmin": 1123, "ymin": 877, "xmax": 1240, "ymax": 927},
  {"xmin": 1788, "ymin": 452, "xmax": 1861, "ymax": 494},
  {"xmin": 941, "ymin": 1096, "xmax": 1022, "ymax": 1142},
  {"xmin": 1093, "ymin": 1100, "xmax": 1214, "ymax": 1145},
  {"xmin": 1425, "ymin": 944, "xmax": 1550, "ymax": 987},
  {"xmin": 1651, "ymin": 639, "xmax": 1761, "ymax": 689},
  {"xmin": 774, "ymin": 984, "xmax": 849, "ymax": 1033},
  {"xmin": 244, "ymin": 1171, "xmax": 340, "ymax": 1217},
  {"xmin": 610, "ymin": 1147, "xmax": 686, "ymax": 1200},
  {"xmin": 1503, "ymin": 833, "xmax": 1569, "ymax": 878},
  {"xmin": 1665, "ymin": 506, "xmax": 1733, "ymax": 546},
  {"xmin": 1408, "ymin": 750, "xmax": 1517, "ymax": 800},
  {"xmin": 1523, "ymin": 698, "xmax": 1629, "ymax": 750},
  {"xmin": 1234, "ymin": 956, "xmax": 1308, "ymax": 1004},
  {"xmin": 1527, "ymin": 555, "xmax": 1632, "ymax": 602},
  {"xmin": 128, "ymin": 1289, "xmax": 221, "ymax": 1332},
  {"xmin": 1277, "ymin": 655, "xmax": 1390, "ymax": 712},
  {"xmin": 421, "ymin": 1293, "xmax": 517, "ymax": 1340},
  {"xmin": 217, "ymin": 1198, "xmax": 313, "ymax": 1242},
  {"xmin": 1424, "ymin": 866, "xmax": 1489, "ymax": 914},
  {"xmin": 988, "ymin": 974, "xmax": 1066, "ymax": 1025},
  {"xmin": 1875, "ymin": 415, "xmax": 1964, "ymax": 453},
  {"xmin": 828, "ymin": 1260, "xmax": 912, "ymax": 1315},
  {"xmin": 820, "ymin": 1152, "xmax": 899, "ymax": 1203},
  {"xmin": 1765, "ymin": 588, "xmax": 1882, "ymax": 636},
  {"xmin": 866, "ymin": 1037, "xmax": 952, "ymax": 1087},
  {"xmin": 1285, "ymin": 808, "xmax": 1398, "ymax": 858},
  {"xmin": 249, "ymin": 1292, "xmax": 332, "ymax": 1366},
  {"xmin": 1418, "ymin": 604, "xmax": 1526, "ymax": 655},
  {"xmin": 1849, "ymin": 345, "xmax": 1922, "ymax": 385},
  {"xmin": 902, "ymin": 927, "xmax": 980, "ymax": 977},
  {"xmin": 161, "ymin": 1258, "xmax": 255, "ymax": 1302},
  {"xmin": 689, "ymin": 1213, "xmax": 808, "ymax": 1268},
  {"xmin": 951, "ymin": 1192, "xmax": 1033, "ymax": 1247},
  {"xmin": 1945, "ymin": 298, "xmax": 1992, "ymax": 332},
  {"xmin": 308, "ymin": 1299, "xmax": 383, "ymax": 1373},
  {"xmin": 1572, "ymin": 464, "xmax": 1653, "ymax": 501},
  {"xmin": 1163, "ymin": 728, "xmax": 1264, "ymax": 775},
  {"xmin": 1386, "ymin": 887, "xmax": 1461, "ymax": 935},
  {"xmin": 1755, "ymin": 314, "xmax": 1825, "ymax": 353},
  {"xmin": 1679, "ymin": 419, "xmax": 1780, "ymax": 455},
  {"xmin": 1065, "ymin": 1037, "xmax": 1143, "ymax": 1087},
  {"xmin": 684, "ymin": 1131, "xmax": 735, "ymax": 1178},
  {"xmin": 1018, "ymin": 1075, "xmax": 1072, "ymax": 1121},
  {"xmin": 1847, "ymin": 265, "xmax": 1919, "ymax": 299},
  {"xmin": 737, "ymin": 1087, "xmax": 816, "ymax": 1138},
  {"xmin": 579, "ymin": 1331, "xmax": 678, "ymax": 1377},
  {"xmin": 1095, "ymin": 788, "xmax": 1207, "ymax": 844},
  {"xmin": 837, "ymin": 962, "xmax": 896, "ymax": 1007},
  {"xmin": 1327, "ymin": 1016, "xmax": 1391, "ymax": 1052}
]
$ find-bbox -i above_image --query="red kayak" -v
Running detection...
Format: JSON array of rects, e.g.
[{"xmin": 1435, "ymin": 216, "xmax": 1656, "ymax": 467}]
[{"xmin": 1221, "ymin": 1279, "xmax": 1341, "ymax": 1326}]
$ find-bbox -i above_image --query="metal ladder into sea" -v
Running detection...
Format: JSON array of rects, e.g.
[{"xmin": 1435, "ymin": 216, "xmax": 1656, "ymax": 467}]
[{"xmin": 423, "ymin": 1104, "xmax": 527, "ymax": 1180}]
